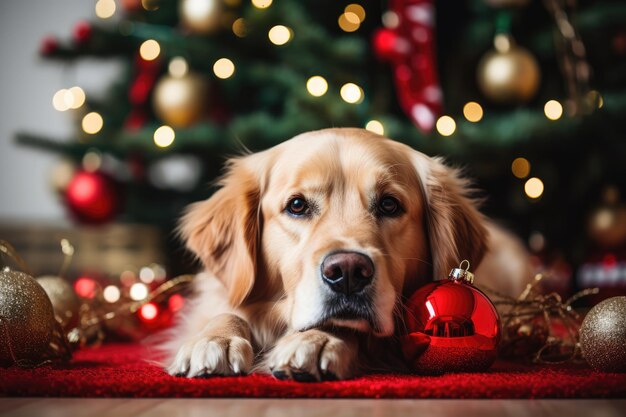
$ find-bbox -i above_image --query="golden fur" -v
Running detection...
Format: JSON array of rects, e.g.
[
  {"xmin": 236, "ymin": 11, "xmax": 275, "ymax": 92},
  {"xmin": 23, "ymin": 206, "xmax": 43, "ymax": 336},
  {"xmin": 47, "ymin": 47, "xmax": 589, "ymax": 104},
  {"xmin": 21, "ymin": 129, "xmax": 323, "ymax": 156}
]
[{"xmin": 164, "ymin": 128, "xmax": 531, "ymax": 380}]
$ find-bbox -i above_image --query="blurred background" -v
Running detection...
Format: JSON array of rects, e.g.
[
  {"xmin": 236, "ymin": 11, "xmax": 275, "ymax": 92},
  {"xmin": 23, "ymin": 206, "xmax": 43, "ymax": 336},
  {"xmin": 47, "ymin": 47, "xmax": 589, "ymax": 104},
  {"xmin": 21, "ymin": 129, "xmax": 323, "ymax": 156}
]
[{"xmin": 1, "ymin": 0, "xmax": 625, "ymax": 328}]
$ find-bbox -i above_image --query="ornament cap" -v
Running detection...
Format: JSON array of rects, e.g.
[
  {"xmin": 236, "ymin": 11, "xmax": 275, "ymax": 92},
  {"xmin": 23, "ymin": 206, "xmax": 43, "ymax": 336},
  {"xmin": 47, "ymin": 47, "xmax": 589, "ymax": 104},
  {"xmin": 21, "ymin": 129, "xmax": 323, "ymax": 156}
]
[{"xmin": 448, "ymin": 260, "xmax": 475, "ymax": 284}]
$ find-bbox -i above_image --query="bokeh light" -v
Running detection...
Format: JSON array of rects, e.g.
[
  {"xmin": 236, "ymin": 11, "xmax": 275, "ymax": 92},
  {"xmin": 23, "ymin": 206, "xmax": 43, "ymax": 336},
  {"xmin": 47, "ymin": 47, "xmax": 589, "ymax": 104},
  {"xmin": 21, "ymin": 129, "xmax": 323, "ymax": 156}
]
[
  {"xmin": 251, "ymin": 0, "xmax": 272, "ymax": 8},
  {"xmin": 82, "ymin": 112, "xmax": 104, "ymax": 134},
  {"xmin": 154, "ymin": 125, "xmax": 176, "ymax": 148},
  {"xmin": 95, "ymin": 0, "xmax": 116, "ymax": 19},
  {"xmin": 340, "ymin": 83, "xmax": 363, "ymax": 104},
  {"xmin": 436, "ymin": 115, "xmax": 456, "ymax": 136},
  {"xmin": 74, "ymin": 277, "xmax": 97, "ymax": 299},
  {"xmin": 139, "ymin": 39, "xmax": 161, "ymax": 61},
  {"xmin": 345, "ymin": 4, "xmax": 365, "ymax": 22},
  {"xmin": 130, "ymin": 282, "xmax": 149, "ymax": 301},
  {"xmin": 169, "ymin": 57, "xmax": 188, "ymax": 78},
  {"xmin": 306, "ymin": 76, "xmax": 328, "ymax": 97},
  {"xmin": 463, "ymin": 101, "xmax": 483, "ymax": 122},
  {"xmin": 213, "ymin": 57, "xmax": 235, "ymax": 79},
  {"xmin": 511, "ymin": 157, "xmax": 531, "ymax": 179},
  {"xmin": 103, "ymin": 285, "xmax": 121, "ymax": 303},
  {"xmin": 268, "ymin": 25, "xmax": 292, "ymax": 45},
  {"xmin": 544, "ymin": 100, "xmax": 563, "ymax": 120},
  {"xmin": 365, "ymin": 120, "xmax": 384, "ymax": 135},
  {"xmin": 525, "ymin": 177, "xmax": 544, "ymax": 199},
  {"xmin": 139, "ymin": 303, "xmax": 159, "ymax": 321}
]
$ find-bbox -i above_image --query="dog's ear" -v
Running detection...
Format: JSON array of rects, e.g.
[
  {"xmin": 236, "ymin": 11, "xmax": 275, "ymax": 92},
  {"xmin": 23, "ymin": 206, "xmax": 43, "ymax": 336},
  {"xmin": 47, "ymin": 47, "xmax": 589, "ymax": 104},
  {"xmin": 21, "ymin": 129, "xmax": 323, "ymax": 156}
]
[
  {"xmin": 411, "ymin": 151, "xmax": 488, "ymax": 279},
  {"xmin": 179, "ymin": 154, "xmax": 264, "ymax": 307}
]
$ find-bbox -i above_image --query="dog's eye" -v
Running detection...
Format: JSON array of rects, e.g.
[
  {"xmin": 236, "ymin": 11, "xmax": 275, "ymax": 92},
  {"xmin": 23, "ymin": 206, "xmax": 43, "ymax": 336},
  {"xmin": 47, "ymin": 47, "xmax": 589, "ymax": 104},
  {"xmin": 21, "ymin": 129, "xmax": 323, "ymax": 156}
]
[
  {"xmin": 286, "ymin": 197, "xmax": 309, "ymax": 216},
  {"xmin": 378, "ymin": 196, "xmax": 401, "ymax": 216}
]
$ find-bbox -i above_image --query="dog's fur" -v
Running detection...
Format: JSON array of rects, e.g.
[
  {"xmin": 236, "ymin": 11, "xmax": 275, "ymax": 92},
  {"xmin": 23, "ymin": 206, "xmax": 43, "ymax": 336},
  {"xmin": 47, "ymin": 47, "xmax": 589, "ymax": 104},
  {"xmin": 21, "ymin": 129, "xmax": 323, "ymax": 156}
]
[{"xmin": 163, "ymin": 128, "xmax": 531, "ymax": 381}]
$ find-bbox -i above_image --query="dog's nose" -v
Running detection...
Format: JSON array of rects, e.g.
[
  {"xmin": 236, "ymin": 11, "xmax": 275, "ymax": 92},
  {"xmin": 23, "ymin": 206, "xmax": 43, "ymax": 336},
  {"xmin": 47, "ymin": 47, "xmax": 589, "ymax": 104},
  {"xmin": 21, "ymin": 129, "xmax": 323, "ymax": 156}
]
[{"xmin": 321, "ymin": 251, "xmax": 374, "ymax": 295}]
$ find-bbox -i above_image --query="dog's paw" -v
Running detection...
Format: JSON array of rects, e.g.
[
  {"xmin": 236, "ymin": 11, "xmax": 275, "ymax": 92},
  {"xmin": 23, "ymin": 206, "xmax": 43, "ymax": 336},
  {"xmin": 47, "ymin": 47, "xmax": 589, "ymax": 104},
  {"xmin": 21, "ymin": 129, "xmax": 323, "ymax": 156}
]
[
  {"xmin": 166, "ymin": 335, "xmax": 253, "ymax": 378},
  {"xmin": 267, "ymin": 330, "xmax": 357, "ymax": 382}
]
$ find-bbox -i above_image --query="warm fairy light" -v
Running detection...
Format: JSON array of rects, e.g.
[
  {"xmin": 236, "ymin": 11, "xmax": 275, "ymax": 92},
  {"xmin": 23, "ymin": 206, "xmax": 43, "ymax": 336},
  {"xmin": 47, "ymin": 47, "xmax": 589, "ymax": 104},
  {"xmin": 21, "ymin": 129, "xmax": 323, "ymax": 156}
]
[
  {"xmin": 139, "ymin": 266, "xmax": 156, "ymax": 284},
  {"xmin": 82, "ymin": 151, "xmax": 102, "ymax": 172},
  {"xmin": 436, "ymin": 115, "xmax": 456, "ymax": 136},
  {"xmin": 103, "ymin": 285, "xmax": 121, "ymax": 303},
  {"xmin": 68, "ymin": 86, "xmax": 86, "ymax": 109},
  {"xmin": 82, "ymin": 112, "xmax": 104, "ymax": 134},
  {"xmin": 525, "ymin": 177, "xmax": 544, "ymax": 199},
  {"xmin": 153, "ymin": 125, "xmax": 175, "ymax": 148},
  {"xmin": 168, "ymin": 57, "xmax": 188, "ymax": 78},
  {"xmin": 463, "ymin": 101, "xmax": 483, "ymax": 122},
  {"xmin": 365, "ymin": 120, "xmax": 384, "ymax": 135},
  {"xmin": 95, "ymin": 0, "xmax": 116, "ymax": 19},
  {"xmin": 544, "ymin": 100, "xmax": 563, "ymax": 120},
  {"xmin": 213, "ymin": 57, "xmax": 235, "ymax": 79},
  {"xmin": 139, "ymin": 39, "xmax": 160, "ymax": 61},
  {"xmin": 139, "ymin": 303, "xmax": 159, "ymax": 321},
  {"xmin": 130, "ymin": 282, "xmax": 149, "ymax": 301},
  {"xmin": 268, "ymin": 25, "xmax": 292, "ymax": 45},
  {"xmin": 511, "ymin": 157, "xmax": 531, "ymax": 179},
  {"xmin": 53, "ymin": 89, "xmax": 70, "ymax": 111},
  {"xmin": 338, "ymin": 13, "xmax": 360, "ymax": 32},
  {"xmin": 120, "ymin": 270, "xmax": 137, "ymax": 287},
  {"xmin": 345, "ymin": 4, "xmax": 365, "ymax": 22},
  {"xmin": 169, "ymin": 294, "xmax": 185, "ymax": 312},
  {"xmin": 74, "ymin": 277, "xmax": 97, "ymax": 299},
  {"xmin": 251, "ymin": 0, "xmax": 272, "ymax": 8},
  {"xmin": 340, "ymin": 83, "xmax": 363, "ymax": 104},
  {"xmin": 306, "ymin": 76, "xmax": 328, "ymax": 97},
  {"xmin": 232, "ymin": 17, "xmax": 247, "ymax": 37}
]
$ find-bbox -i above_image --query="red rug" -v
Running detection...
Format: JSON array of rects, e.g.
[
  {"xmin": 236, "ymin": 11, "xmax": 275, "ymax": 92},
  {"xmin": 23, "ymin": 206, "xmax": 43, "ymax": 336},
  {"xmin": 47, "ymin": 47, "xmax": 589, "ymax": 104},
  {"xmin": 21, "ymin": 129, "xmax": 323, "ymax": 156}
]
[{"xmin": 1, "ymin": 343, "xmax": 625, "ymax": 398}]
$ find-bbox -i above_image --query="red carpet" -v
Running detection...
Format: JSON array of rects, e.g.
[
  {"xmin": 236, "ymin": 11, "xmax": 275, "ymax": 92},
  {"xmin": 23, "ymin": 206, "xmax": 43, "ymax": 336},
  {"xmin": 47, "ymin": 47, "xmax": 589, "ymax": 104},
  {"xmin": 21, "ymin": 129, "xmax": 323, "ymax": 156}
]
[{"xmin": 1, "ymin": 343, "xmax": 625, "ymax": 398}]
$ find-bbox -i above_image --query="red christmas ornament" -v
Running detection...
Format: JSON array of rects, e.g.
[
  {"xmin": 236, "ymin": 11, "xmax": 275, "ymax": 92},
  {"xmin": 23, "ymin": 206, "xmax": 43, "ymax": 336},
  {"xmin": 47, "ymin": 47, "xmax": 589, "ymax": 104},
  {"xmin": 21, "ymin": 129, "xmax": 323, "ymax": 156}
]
[
  {"xmin": 73, "ymin": 21, "xmax": 93, "ymax": 44},
  {"xmin": 401, "ymin": 261, "xmax": 501, "ymax": 374},
  {"xmin": 39, "ymin": 36, "xmax": 59, "ymax": 56},
  {"xmin": 372, "ymin": 0, "xmax": 442, "ymax": 132},
  {"xmin": 65, "ymin": 170, "xmax": 120, "ymax": 224}
]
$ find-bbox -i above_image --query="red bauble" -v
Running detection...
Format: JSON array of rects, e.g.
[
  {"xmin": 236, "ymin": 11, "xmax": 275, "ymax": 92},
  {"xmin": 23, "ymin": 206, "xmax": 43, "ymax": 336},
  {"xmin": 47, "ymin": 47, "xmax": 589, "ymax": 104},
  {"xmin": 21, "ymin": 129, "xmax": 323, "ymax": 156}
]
[
  {"xmin": 65, "ymin": 171, "xmax": 120, "ymax": 224},
  {"xmin": 39, "ymin": 36, "xmax": 59, "ymax": 56},
  {"xmin": 401, "ymin": 262, "xmax": 501, "ymax": 374},
  {"xmin": 73, "ymin": 21, "xmax": 93, "ymax": 44}
]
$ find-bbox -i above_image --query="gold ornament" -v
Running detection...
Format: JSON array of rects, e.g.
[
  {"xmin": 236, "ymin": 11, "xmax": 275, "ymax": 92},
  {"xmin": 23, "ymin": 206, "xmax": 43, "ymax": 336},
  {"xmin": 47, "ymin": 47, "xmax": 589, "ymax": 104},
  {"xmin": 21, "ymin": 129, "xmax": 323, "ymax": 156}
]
[
  {"xmin": 152, "ymin": 73, "xmax": 209, "ymax": 128},
  {"xmin": 477, "ymin": 34, "xmax": 541, "ymax": 104},
  {"xmin": 0, "ymin": 269, "xmax": 56, "ymax": 366},
  {"xmin": 580, "ymin": 296, "xmax": 626, "ymax": 372},
  {"xmin": 36, "ymin": 276, "xmax": 81, "ymax": 331},
  {"xmin": 179, "ymin": 0, "xmax": 222, "ymax": 35}
]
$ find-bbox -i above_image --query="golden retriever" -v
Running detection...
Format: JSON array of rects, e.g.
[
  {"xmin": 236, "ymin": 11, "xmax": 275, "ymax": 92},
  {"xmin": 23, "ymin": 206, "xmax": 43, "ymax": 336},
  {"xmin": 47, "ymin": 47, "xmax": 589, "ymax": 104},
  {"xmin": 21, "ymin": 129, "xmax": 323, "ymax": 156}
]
[{"xmin": 164, "ymin": 128, "xmax": 530, "ymax": 381}]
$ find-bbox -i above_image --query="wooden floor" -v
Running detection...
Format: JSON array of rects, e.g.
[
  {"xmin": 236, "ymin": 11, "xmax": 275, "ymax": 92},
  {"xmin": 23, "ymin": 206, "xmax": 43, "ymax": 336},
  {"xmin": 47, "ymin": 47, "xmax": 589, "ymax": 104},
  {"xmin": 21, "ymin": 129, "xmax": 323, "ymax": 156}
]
[{"xmin": 1, "ymin": 399, "xmax": 625, "ymax": 417}]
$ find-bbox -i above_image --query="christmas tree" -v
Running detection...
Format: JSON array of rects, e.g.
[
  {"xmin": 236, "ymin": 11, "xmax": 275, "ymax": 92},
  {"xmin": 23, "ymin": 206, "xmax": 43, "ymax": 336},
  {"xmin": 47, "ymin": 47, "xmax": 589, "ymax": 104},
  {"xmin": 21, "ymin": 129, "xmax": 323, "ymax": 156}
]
[{"xmin": 19, "ymin": 0, "xmax": 626, "ymax": 292}]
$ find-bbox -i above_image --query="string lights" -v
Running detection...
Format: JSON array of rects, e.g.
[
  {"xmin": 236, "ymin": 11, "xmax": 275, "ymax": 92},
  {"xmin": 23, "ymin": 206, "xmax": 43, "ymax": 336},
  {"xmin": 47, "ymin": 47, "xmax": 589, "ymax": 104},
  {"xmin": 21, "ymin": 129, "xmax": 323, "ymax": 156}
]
[
  {"xmin": 153, "ymin": 125, "xmax": 176, "ymax": 148},
  {"xmin": 463, "ymin": 102, "xmax": 483, "ymax": 122},
  {"xmin": 525, "ymin": 177, "xmax": 544, "ymax": 199},
  {"xmin": 511, "ymin": 157, "xmax": 531, "ymax": 179},
  {"xmin": 544, "ymin": 100, "xmax": 563, "ymax": 120},
  {"xmin": 365, "ymin": 120, "xmax": 384, "ymax": 135},
  {"xmin": 340, "ymin": 83, "xmax": 363, "ymax": 104},
  {"xmin": 139, "ymin": 39, "xmax": 160, "ymax": 61},
  {"xmin": 436, "ymin": 115, "xmax": 456, "ymax": 136},
  {"xmin": 81, "ymin": 112, "xmax": 103, "ymax": 134},
  {"xmin": 213, "ymin": 58, "xmax": 235, "ymax": 79},
  {"xmin": 95, "ymin": 0, "xmax": 116, "ymax": 19},
  {"xmin": 306, "ymin": 76, "xmax": 328, "ymax": 97},
  {"xmin": 268, "ymin": 25, "xmax": 292, "ymax": 45}
]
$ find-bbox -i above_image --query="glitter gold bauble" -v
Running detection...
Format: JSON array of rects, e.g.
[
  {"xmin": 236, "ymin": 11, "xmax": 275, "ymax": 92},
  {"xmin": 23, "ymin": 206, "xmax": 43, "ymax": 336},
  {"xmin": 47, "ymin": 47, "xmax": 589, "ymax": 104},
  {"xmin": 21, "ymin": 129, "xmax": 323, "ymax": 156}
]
[
  {"xmin": 477, "ymin": 39, "xmax": 540, "ymax": 104},
  {"xmin": 580, "ymin": 296, "xmax": 626, "ymax": 372},
  {"xmin": 0, "ymin": 270, "xmax": 56, "ymax": 366},
  {"xmin": 152, "ymin": 73, "xmax": 209, "ymax": 128},
  {"xmin": 179, "ymin": 0, "xmax": 222, "ymax": 35},
  {"xmin": 37, "ymin": 276, "xmax": 81, "ymax": 331}
]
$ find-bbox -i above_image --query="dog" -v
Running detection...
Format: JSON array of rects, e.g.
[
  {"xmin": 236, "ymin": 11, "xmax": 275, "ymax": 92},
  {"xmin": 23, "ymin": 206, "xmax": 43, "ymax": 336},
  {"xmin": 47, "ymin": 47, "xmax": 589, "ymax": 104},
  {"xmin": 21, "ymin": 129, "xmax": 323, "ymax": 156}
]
[{"xmin": 163, "ymin": 128, "xmax": 531, "ymax": 381}]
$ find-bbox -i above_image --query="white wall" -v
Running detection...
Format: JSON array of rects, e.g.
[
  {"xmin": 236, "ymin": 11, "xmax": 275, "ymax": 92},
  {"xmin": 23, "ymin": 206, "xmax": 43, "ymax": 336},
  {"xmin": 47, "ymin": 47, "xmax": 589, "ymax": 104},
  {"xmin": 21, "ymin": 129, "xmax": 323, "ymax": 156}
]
[{"xmin": 0, "ymin": 1, "xmax": 122, "ymax": 221}]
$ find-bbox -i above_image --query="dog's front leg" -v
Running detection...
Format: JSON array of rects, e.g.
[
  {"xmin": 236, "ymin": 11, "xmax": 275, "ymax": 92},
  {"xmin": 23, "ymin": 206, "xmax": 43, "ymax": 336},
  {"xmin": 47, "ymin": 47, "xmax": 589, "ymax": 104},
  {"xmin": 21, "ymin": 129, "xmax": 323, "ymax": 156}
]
[
  {"xmin": 267, "ymin": 329, "xmax": 358, "ymax": 382},
  {"xmin": 167, "ymin": 313, "xmax": 254, "ymax": 378}
]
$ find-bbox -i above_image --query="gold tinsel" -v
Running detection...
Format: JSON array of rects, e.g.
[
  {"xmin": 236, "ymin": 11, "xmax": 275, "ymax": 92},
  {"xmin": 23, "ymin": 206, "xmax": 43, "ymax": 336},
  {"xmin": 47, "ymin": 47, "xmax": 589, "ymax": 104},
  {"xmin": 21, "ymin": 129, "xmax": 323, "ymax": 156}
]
[{"xmin": 484, "ymin": 273, "xmax": 598, "ymax": 364}]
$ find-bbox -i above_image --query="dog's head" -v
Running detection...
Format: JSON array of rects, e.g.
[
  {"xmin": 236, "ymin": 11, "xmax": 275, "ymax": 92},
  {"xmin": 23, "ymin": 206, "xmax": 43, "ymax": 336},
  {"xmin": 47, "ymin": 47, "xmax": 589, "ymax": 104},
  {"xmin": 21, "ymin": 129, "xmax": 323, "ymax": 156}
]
[{"xmin": 180, "ymin": 128, "xmax": 487, "ymax": 336}]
